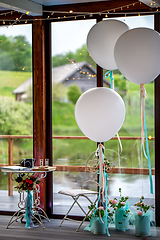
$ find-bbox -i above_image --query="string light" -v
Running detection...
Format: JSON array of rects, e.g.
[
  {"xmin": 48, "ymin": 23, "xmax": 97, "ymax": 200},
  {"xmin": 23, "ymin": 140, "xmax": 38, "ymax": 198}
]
[{"xmin": 1, "ymin": 1, "xmax": 160, "ymax": 24}]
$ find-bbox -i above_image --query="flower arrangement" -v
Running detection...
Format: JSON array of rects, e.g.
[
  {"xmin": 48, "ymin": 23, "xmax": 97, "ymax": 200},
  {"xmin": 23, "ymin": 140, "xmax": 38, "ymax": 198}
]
[
  {"xmin": 88, "ymin": 202, "xmax": 114, "ymax": 224},
  {"xmin": 109, "ymin": 196, "xmax": 129, "ymax": 210},
  {"xmin": 14, "ymin": 173, "xmax": 40, "ymax": 192},
  {"xmin": 134, "ymin": 196, "xmax": 154, "ymax": 216},
  {"xmin": 88, "ymin": 203, "xmax": 105, "ymax": 218},
  {"xmin": 109, "ymin": 188, "xmax": 130, "ymax": 218}
]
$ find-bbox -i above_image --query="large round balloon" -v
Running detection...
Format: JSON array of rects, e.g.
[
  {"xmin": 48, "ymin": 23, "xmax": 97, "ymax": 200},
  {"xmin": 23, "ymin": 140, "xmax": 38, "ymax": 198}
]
[
  {"xmin": 87, "ymin": 19, "xmax": 129, "ymax": 70},
  {"xmin": 114, "ymin": 27, "xmax": 160, "ymax": 85},
  {"xmin": 75, "ymin": 87, "xmax": 125, "ymax": 142}
]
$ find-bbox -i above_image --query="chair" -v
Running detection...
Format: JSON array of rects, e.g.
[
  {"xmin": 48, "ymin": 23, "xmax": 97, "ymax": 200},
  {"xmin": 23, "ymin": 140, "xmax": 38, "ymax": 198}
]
[{"xmin": 58, "ymin": 151, "xmax": 99, "ymax": 231}]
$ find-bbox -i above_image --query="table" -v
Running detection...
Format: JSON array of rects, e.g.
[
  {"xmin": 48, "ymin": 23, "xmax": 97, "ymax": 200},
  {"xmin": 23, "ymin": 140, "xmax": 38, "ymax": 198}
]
[{"xmin": 1, "ymin": 166, "xmax": 56, "ymax": 229}]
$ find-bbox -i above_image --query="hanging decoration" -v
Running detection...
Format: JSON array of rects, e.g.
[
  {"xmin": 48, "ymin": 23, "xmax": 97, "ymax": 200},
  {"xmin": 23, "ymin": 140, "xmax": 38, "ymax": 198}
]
[
  {"xmin": 114, "ymin": 27, "xmax": 160, "ymax": 85},
  {"xmin": 75, "ymin": 87, "xmax": 125, "ymax": 143},
  {"xmin": 84, "ymin": 144, "xmax": 110, "ymax": 235},
  {"xmin": 1, "ymin": 1, "xmax": 160, "ymax": 25},
  {"xmin": 87, "ymin": 19, "xmax": 129, "ymax": 70},
  {"xmin": 114, "ymin": 27, "xmax": 157, "ymax": 194}
]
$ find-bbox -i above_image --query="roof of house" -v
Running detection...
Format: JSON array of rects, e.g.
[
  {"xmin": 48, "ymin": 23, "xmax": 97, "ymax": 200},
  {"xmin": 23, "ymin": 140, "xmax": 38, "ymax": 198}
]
[
  {"xmin": 13, "ymin": 77, "xmax": 32, "ymax": 94},
  {"xmin": 52, "ymin": 61, "xmax": 96, "ymax": 83},
  {"xmin": 13, "ymin": 61, "xmax": 110, "ymax": 94}
]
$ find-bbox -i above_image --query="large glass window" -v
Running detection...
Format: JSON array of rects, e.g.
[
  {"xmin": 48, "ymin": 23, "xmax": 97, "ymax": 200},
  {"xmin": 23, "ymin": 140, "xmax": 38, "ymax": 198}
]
[
  {"xmin": 52, "ymin": 16, "xmax": 155, "ymax": 217},
  {"xmin": 0, "ymin": 24, "xmax": 32, "ymax": 211}
]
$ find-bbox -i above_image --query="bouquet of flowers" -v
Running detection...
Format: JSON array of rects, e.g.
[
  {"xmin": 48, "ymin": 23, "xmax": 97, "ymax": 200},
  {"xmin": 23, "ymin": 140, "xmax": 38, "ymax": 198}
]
[
  {"xmin": 88, "ymin": 203, "xmax": 105, "ymax": 218},
  {"xmin": 109, "ymin": 196, "xmax": 130, "ymax": 211},
  {"xmin": 14, "ymin": 173, "xmax": 40, "ymax": 192},
  {"xmin": 88, "ymin": 202, "xmax": 114, "ymax": 224},
  {"xmin": 134, "ymin": 196, "xmax": 154, "ymax": 216}
]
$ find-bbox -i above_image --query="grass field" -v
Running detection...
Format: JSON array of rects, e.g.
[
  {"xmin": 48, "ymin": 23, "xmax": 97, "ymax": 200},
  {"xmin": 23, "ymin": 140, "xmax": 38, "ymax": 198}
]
[{"xmin": 0, "ymin": 71, "xmax": 32, "ymax": 97}]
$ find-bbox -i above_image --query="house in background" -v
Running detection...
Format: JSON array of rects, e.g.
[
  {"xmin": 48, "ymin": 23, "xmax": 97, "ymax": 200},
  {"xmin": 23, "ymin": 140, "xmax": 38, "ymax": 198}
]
[{"xmin": 13, "ymin": 61, "xmax": 110, "ymax": 101}]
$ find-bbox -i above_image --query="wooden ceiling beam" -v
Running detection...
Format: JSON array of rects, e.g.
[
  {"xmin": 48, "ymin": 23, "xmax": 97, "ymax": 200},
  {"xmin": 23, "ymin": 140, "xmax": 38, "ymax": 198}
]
[{"xmin": 43, "ymin": 0, "xmax": 150, "ymax": 14}]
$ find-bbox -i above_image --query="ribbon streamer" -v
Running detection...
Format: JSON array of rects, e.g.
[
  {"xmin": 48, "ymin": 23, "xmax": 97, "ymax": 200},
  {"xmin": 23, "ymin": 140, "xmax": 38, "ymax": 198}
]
[
  {"xmin": 105, "ymin": 70, "xmax": 114, "ymax": 90},
  {"xmin": 140, "ymin": 84, "xmax": 153, "ymax": 194},
  {"xmin": 96, "ymin": 144, "xmax": 110, "ymax": 236},
  {"xmin": 24, "ymin": 190, "xmax": 34, "ymax": 228}
]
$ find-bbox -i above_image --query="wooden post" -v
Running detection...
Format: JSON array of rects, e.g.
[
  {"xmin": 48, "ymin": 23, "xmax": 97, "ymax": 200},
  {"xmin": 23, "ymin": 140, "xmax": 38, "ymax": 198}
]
[
  {"xmin": 154, "ymin": 13, "xmax": 160, "ymax": 226},
  {"xmin": 8, "ymin": 137, "xmax": 13, "ymax": 196},
  {"xmin": 44, "ymin": 20, "xmax": 53, "ymax": 217},
  {"xmin": 32, "ymin": 19, "xmax": 47, "ymax": 211},
  {"xmin": 96, "ymin": 16, "xmax": 103, "ymax": 88}
]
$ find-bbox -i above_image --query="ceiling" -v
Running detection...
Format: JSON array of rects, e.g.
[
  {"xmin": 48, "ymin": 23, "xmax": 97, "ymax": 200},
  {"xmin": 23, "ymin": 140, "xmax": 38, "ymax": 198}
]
[{"xmin": 31, "ymin": 0, "xmax": 110, "ymax": 5}]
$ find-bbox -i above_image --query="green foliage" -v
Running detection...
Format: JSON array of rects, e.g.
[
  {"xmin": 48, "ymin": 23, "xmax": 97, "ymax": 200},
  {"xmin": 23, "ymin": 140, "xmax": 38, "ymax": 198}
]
[
  {"xmin": 134, "ymin": 196, "xmax": 154, "ymax": 215},
  {"xmin": 52, "ymin": 44, "xmax": 96, "ymax": 68},
  {"xmin": 67, "ymin": 84, "xmax": 82, "ymax": 104},
  {"xmin": 0, "ymin": 96, "xmax": 32, "ymax": 135},
  {"xmin": 52, "ymin": 101, "xmax": 77, "ymax": 127},
  {"xmin": 52, "ymin": 83, "xmax": 67, "ymax": 102},
  {"xmin": 0, "ymin": 35, "xmax": 32, "ymax": 72}
]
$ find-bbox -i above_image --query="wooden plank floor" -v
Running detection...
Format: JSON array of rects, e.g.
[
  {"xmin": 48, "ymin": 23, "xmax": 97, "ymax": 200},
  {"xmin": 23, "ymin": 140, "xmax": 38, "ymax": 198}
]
[{"xmin": 0, "ymin": 215, "xmax": 160, "ymax": 240}]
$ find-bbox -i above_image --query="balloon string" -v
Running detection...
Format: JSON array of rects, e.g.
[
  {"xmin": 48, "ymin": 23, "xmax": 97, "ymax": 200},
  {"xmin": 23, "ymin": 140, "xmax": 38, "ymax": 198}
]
[
  {"xmin": 140, "ymin": 84, "xmax": 145, "ymax": 145},
  {"xmin": 99, "ymin": 143, "xmax": 105, "ymax": 201},
  {"xmin": 105, "ymin": 71, "xmax": 114, "ymax": 90},
  {"xmin": 99, "ymin": 143, "xmax": 110, "ymax": 236},
  {"xmin": 105, "ymin": 71, "xmax": 123, "ymax": 155},
  {"xmin": 117, "ymin": 132, "xmax": 123, "ymax": 154}
]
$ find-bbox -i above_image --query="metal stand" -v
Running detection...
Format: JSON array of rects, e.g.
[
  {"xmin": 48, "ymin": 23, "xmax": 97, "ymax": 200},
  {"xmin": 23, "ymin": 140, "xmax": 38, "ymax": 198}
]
[{"xmin": 6, "ymin": 172, "xmax": 50, "ymax": 229}]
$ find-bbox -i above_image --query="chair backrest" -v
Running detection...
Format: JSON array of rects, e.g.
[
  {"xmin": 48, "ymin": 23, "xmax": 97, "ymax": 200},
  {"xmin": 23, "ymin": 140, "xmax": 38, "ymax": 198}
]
[{"xmin": 81, "ymin": 150, "xmax": 99, "ymax": 191}]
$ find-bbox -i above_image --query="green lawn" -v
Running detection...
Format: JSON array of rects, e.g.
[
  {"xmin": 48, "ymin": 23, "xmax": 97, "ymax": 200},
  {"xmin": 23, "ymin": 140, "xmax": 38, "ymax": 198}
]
[{"xmin": 0, "ymin": 70, "xmax": 32, "ymax": 97}]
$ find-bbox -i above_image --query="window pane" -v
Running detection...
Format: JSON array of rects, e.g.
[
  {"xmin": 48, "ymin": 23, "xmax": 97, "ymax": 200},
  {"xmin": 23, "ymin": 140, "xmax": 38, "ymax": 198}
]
[
  {"xmin": 0, "ymin": 24, "xmax": 32, "ymax": 211},
  {"xmin": 52, "ymin": 16, "xmax": 155, "ymax": 218}
]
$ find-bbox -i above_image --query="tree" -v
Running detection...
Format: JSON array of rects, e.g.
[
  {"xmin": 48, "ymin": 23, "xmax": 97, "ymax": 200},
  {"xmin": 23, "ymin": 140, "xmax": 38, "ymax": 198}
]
[
  {"xmin": 67, "ymin": 84, "xmax": 82, "ymax": 104},
  {"xmin": 52, "ymin": 44, "xmax": 96, "ymax": 69},
  {"xmin": 0, "ymin": 35, "xmax": 32, "ymax": 72},
  {"xmin": 0, "ymin": 96, "xmax": 32, "ymax": 135}
]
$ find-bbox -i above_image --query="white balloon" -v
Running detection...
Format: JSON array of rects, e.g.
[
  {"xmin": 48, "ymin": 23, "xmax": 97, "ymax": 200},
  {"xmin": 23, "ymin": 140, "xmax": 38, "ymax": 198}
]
[
  {"xmin": 87, "ymin": 19, "xmax": 129, "ymax": 70},
  {"xmin": 75, "ymin": 87, "xmax": 125, "ymax": 142},
  {"xmin": 114, "ymin": 27, "xmax": 160, "ymax": 85}
]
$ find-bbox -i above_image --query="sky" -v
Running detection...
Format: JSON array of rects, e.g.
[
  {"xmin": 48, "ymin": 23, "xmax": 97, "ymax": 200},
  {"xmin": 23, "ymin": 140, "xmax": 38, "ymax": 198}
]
[{"xmin": 0, "ymin": 15, "xmax": 154, "ymax": 56}]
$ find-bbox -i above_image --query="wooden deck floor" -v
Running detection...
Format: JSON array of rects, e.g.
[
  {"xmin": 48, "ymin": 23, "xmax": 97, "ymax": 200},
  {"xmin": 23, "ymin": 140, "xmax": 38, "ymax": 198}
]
[{"xmin": 0, "ymin": 215, "xmax": 160, "ymax": 240}]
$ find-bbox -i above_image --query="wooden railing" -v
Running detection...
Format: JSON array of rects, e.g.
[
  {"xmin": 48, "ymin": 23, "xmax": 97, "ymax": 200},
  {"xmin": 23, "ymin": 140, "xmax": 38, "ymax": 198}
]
[{"xmin": 0, "ymin": 135, "xmax": 155, "ymax": 196}]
